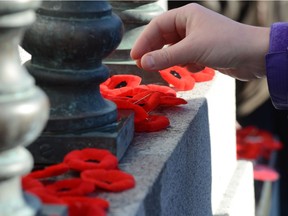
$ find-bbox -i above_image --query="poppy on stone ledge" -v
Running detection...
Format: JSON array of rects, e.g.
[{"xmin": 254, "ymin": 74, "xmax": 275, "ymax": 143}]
[
  {"xmin": 100, "ymin": 75, "xmax": 142, "ymax": 97},
  {"xmin": 159, "ymin": 66, "xmax": 195, "ymax": 90},
  {"xmin": 45, "ymin": 178, "xmax": 95, "ymax": 197},
  {"xmin": 81, "ymin": 169, "xmax": 135, "ymax": 192},
  {"xmin": 135, "ymin": 115, "xmax": 170, "ymax": 132},
  {"xmin": 190, "ymin": 67, "xmax": 215, "ymax": 82},
  {"xmin": 63, "ymin": 148, "xmax": 118, "ymax": 172}
]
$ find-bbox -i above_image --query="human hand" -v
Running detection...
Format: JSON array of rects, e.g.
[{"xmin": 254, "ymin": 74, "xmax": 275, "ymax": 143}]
[{"xmin": 130, "ymin": 3, "xmax": 270, "ymax": 81}]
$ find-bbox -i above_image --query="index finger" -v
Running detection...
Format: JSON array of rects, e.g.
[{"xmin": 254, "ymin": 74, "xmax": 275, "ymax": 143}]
[{"xmin": 130, "ymin": 8, "xmax": 184, "ymax": 60}]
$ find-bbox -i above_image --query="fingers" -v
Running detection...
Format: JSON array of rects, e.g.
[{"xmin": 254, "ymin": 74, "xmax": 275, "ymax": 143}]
[
  {"xmin": 139, "ymin": 37, "xmax": 196, "ymax": 71},
  {"xmin": 130, "ymin": 8, "xmax": 183, "ymax": 61},
  {"xmin": 185, "ymin": 64, "xmax": 205, "ymax": 72}
]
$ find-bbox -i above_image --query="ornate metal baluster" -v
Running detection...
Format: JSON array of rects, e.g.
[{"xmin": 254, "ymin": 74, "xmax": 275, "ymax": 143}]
[
  {"xmin": 105, "ymin": 0, "xmax": 167, "ymax": 84},
  {"xmin": 0, "ymin": 1, "xmax": 49, "ymax": 215},
  {"xmin": 22, "ymin": 1, "xmax": 134, "ymax": 166}
]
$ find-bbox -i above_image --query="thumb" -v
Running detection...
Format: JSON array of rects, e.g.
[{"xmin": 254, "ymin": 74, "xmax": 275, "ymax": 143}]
[{"xmin": 140, "ymin": 41, "xmax": 192, "ymax": 71}]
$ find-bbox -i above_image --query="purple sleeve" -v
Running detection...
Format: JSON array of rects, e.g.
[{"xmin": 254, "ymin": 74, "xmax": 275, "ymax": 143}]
[{"xmin": 266, "ymin": 22, "xmax": 288, "ymax": 110}]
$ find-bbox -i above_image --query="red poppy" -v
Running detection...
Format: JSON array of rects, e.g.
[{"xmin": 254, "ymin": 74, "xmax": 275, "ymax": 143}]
[
  {"xmin": 236, "ymin": 126, "xmax": 282, "ymax": 160},
  {"xmin": 45, "ymin": 178, "xmax": 95, "ymax": 197},
  {"xmin": 81, "ymin": 169, "xmax": 136, "ymax": 192},
  {"xmin": 159, "ymin": 96, "xmax": 187, "ymax": 107},
  {"xmin": 61, "ymin": 196, "xmax": 109, "ymax": 210},
  {"xmin": 27, "ymin": 188, "xmax": 65, "ymax": 205},
  {"xmin": 253, "ymin": 164, "xmax": 279, "ymax": 182},
  {"xmin": 102, "ymin": 75, "xmax": 142, "ymax": 89},
  {"xmin": 100, "ymin": 75, "xmax": 142, "ymax": 97},
  {"xmin": 65, "ymin": 201, "xmax": 107, "ymax": 216},
  {"xmin": 27, "ymin": 163, "xmax": 70, "ymax": 179},
  {"xmin": 117, "ymin": 85, "xmax": 149, "ymax": 98},
  {"xmin": 111, "ymin": 98, "xmax": 149, "ymax": 123},
  {"xmin": 189, "ymin": 67, "xmax": 215, "ymax": 82},
  {"xmin": 130, "ymin": 91, "xmax": 161, "ymax": 113},
  {"xmin": 63, "ymin": 148, "xmax": 118, "ymax": 172},
  {"xmin": 135, "ymin": 115, "xmax": 170, "ymax": 132},
  {"xmin": 22, "ymin": 176, "xmax": 44, "ymax": 191},
  {"xmin": 159, "ymin": 66, "xmax": 195, "ymax": 90},
  {"xmin": 146, "ymin": 84, "xmax": 176, "ymax": 97}
]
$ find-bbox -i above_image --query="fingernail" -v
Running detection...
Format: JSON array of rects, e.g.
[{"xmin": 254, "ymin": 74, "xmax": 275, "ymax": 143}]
[{"xmin": 144, "ymin": 55, "xmax": 155, "ymax": 70}]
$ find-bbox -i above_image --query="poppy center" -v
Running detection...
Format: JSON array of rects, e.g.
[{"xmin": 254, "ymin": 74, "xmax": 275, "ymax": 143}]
[
  {"xmin": 85, "ymin": 159, "xmax": 100, "ymax": 164},
  {"xmin": 170, "ymin": 70, "xmax": 181, "ymax": 79},
  {"xmin": 58, "ymin": 187, "xmax": 71, "ymax": 192},
  {"xmin": 115, "ymin": 81, "xmax": 127, "ymax": 88}
]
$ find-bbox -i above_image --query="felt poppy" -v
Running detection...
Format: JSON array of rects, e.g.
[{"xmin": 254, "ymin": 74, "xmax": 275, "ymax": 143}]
[
  {"xmin": 146, "ymin": 84, "xmax": 177, "ymax": 97},
  {"xmin": 159, "ymin": 96, "xmax": 187, "ymax": 107},
  {"xmin": 236, "ymin": 126, "xmax": 282, "ymax": 160},
  {"xmin": 135, "ymin": 115, "xmax": 170, "ymax": 132},
  {"xmin": 22, "ymin": 176, "xmax": 44, "ymax": 191},
  {"xmin": 61, "ymin": 196, "xmax": 109, "ymax": 210},
  {"xmin": 159, "ymin": 66, "xmax": 195, "ymax": 90},
  {"xmin": 27, "ymin": 188, "xmax": 65, "ymax": 205},
  {"xmin": 116, "ymin": 85, "xmax": 149, "ymax": 98},
  {"xmin": 102, "ymin": 75, "xmax": 142, "ymax": 89},
  {"xmin": 27, "ymin": 163, "xmax": 70, "ymax": 179},
  {"xmin": 63, "ymin": 148, "xmax": 118, "ymax": 172},
  {"xmin": 100, "ymin": 75, "xmax": 142, "ymax": 97},
  {"xmin": 81, "ymin": 169, "xmax": 136, "ymax": 192},
  {"xmin": 45, "ymin": 178, "xmax": 95, "ymax": 197},
  {"xmin": 189, "ymin": 67, "xmax": 215, "ymax": 82},
  {"xmin": 130, "ymin": 91, "xmax": 161, "ymax": 113},
  {"xmin": 253, "ymin": 164, "xmax": 279, "ymax": 182},
  {"xmin": 65, "ymin": 201, "xmax": 107, "ymax": 216},
  {"xmin": 236, "ymin": 143, "xmax": 262, "ymax": 160},
  {"xmin": 111, "ymin": 98, "xmax": 149, "ymax": 123}
]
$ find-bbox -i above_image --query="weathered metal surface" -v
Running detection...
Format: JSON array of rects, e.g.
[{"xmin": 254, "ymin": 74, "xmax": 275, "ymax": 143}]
[
  {"xmin": 28, "ymin": 110, "xmax": 134, "ymax": 166},
  {"xmin": 21, "ymin": 1, "xmax": 134, "ymax": 165},
  {"xmin": 104, "ymin": 0, "xmax": 166, "ymax": 84}
]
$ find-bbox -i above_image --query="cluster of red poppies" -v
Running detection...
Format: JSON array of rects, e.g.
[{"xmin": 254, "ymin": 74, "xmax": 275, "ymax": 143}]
[
  {"xmin": 22, "ymin": 148, "xmax": 135, "ymax": 216},
  {"xmin": 100, "ymin": 66, "xmax": 215, "ymax": 132},
  {"xmin": 236, "ymin": 126, "xmax": 282, "ymax": 160},
  {"xmin": 236, "ymin": 126, "xmax": 282, "ymax": 182}
]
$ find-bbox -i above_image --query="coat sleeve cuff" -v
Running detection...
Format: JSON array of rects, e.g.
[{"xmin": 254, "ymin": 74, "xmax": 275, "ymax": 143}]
[{"xmin": 265, "ymin": 22, "xmax": 288, "ymax": 109}]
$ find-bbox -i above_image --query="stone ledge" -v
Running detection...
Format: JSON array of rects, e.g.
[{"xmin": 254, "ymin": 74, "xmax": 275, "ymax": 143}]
[
  {"xmin": 214, "ymin": 160, "xmax": 254, "ymax": 216},
  {"xmin": 19, "ymin": 46, "xmax": 252, "ymax": 216},
  {"xmin": 97, "ymin": 73, "xmax": 239, "ymax": 216}
]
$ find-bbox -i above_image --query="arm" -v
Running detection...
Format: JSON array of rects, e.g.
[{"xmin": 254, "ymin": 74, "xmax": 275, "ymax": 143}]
[{"xmin": 130, "ymin": 3, "xmax": 270, "ymax": 81}]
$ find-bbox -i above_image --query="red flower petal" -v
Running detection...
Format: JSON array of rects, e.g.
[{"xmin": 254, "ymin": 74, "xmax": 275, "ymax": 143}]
[
  {"xmin": 253, "ymin": 164, "xmax": 279, "ymax": 182},
  {"xmin": 45, "ymin": 178, "xmax": 95, "ymax": 197},
  {"xmin": 111, "ymin": 98, "xmax": 149, "ymax": 123},
  {"xmin": 27, "ymin": 188, "xmax": 65, "ymax": 205},
  {"xmin": 27, "ymin": 163, "xmax": 70, "ymax": 179},
  {"xmin": 189, "ymin": 67, "xmax": 215, "ymax": 82},
  {"xmin": 236, "ymin": 126, "xmax": 283, "ymax": 160},
  {"xmin": 130, "ymin": 91, "xmax": 161, "ymax": 112},
  {"xmin": 101, "ymin": 75, "xmax": 142, "ymax": 90},
  {"xmin": 116, "ymin": 85, "xmax": 149, "ymax": 98},
  {"xmin": 81, "ymin": 169, "xmax": 135, "ymax": 192},
  {"xmin": 22, "ymin": 176, "xmax": 44, "ymax": 191},
  {"xmin": 135, "ymin": 115, "xmax": 170, "ymax": 132},
  {"xmin": 65, "ymin": 201, "xmax": 107, "ymax": 216},
  {"xmin": 159, "ymin": 96, "xmax": 187, "ymax": 107},
  {"xmin": 146, "ymin": 84, "xmax": 176, "ymax": 97},
  {"xmin": 64, "ymin": 148, "xmax": 118, "ymax": 172},
  {"xmin": 159, "ymin": 66, "xmax": 195, "ymax": 90},
  {"xmin": 61, "ymin": 196, "xmax": 109, "ymax": 210}
]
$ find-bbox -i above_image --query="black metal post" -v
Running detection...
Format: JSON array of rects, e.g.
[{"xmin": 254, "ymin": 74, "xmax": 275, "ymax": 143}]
[
  {"xmin": 105, "ymin": 0, "xmax": 167, "ymax": 84},
  {"xmin": 22, "ymin": 1, "xmax": 134, "ymax": 166}
]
